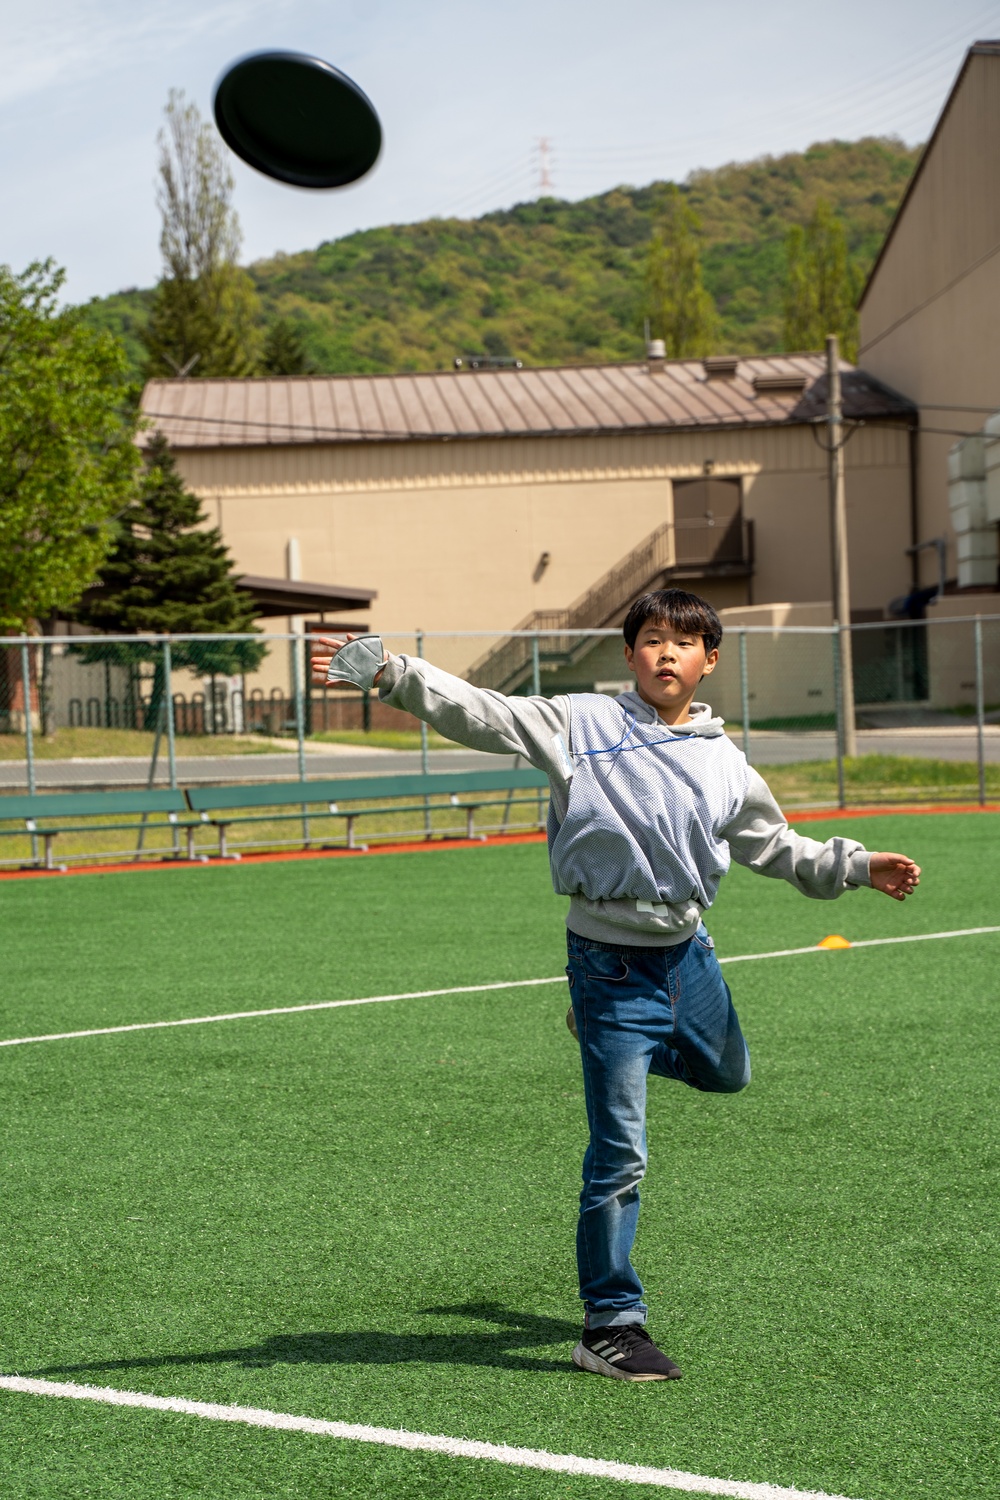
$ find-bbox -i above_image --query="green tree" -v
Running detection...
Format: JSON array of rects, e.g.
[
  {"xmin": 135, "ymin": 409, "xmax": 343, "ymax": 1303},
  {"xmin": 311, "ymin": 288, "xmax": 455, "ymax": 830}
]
[
  {"xmin": 143, "ymin": 91, "xmax": 261, "ymax": 378},
  {"xmin": 0, "ymin": 260, "xmax": 139, "ymax": 633},
  {"xmin": 75, "ymin": 432, "xmax": 266, "ymax": 725},
  {"xmin": 783, "ymin": 200, "xmax": 859, "ymax": 359},
  {"xmin": 261, "ymin": 317, "xmax": 312, "ymax": 374},
  {"xmin": 642, "ymin": 186, "xmax": 718, "ymax": 358}
]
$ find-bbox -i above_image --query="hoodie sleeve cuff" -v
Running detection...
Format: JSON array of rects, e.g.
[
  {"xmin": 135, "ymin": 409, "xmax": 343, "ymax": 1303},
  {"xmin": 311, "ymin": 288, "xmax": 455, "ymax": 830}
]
[
  {"xmin": 846, "ymin": 849, "xmax": 872, "ymax": 888},
  {"xmin": 377, "ymin": 653, "xmax": 405, "ymax": 699}
]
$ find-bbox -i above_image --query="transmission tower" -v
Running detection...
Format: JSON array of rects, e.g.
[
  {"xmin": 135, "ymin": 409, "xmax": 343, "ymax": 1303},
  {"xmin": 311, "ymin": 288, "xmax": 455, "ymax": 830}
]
[{"xmin": 536, "ymin": 137, "xmax": 554, "ymax": 194}]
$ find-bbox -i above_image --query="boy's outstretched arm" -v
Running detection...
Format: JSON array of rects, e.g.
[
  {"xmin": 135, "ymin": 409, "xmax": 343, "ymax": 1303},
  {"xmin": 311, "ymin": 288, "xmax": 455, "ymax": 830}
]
[
  {"xmin": 722, "ymin": 768, "xmax": 920, "ymax": 901},
  {"xmin": 310, "ymin": 634, "xmax": 574, "ymax": 782}
]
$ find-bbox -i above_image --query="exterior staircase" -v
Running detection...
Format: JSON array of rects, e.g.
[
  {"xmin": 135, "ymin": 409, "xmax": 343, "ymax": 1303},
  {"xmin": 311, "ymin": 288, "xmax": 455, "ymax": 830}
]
[{"xmin": 466, "ymin": 516, "xmax": 753, "ymax": 693}]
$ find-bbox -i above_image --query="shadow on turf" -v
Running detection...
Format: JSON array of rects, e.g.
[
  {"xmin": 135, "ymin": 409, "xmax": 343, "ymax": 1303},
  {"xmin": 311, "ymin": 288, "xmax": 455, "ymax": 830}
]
[{"xmin": 19, "ymin": 1304, "xmax": 581, "ymax": 1378}]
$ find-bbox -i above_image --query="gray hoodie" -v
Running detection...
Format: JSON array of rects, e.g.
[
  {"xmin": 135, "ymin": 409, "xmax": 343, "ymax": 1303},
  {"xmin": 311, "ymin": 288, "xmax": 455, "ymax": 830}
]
[{"xmin": 379, "ymin": 652, "xmax": 870, "ymax": 946}]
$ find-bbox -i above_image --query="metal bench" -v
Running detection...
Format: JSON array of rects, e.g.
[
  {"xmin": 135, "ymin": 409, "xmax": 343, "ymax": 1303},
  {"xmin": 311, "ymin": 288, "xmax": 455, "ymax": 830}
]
[
  {"xmin": 183, "ymin": 768, "xmax": 550, "ymax": 858},
  {"xmin": 0, "ymin": 789, "xmax": 196, "ymax": 871}
]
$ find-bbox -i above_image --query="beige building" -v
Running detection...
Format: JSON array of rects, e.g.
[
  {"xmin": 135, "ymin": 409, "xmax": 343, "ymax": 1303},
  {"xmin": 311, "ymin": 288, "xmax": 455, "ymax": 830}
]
[
  {"xmin": 859, "ymin": 38, "xmax": 1000, "ymax": 609},
  {"xmin": 140, "ymin": 353, "xmax": 914, "ymax": 686}
]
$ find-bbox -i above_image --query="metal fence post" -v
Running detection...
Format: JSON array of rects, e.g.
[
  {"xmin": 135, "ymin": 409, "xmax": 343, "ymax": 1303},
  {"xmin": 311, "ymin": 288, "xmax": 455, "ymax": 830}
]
[
  {"xmin": 738, "ymin": 628, "xmax": 751, "ymax": 763},
  {"xmin": 20, "ymin": 640, "xmax": 35, "ymax": 796},
  {"xmin": 291, "ymin": 633, "xmax": 309, "ymax": 844},
  {"xmin": 416, "ymin": 631, "xmax": 430, "ymax": 773},
  {"xmin": 532, "ymin": 632, "xmax": 543, "ymax": 826},
  {"xmin": 163, "ymin": 639, "xmax": 177, "ymax": 790},
  {"xmin": 20, "ymin": 639, "xmax": 37, "ymax": 864},
  {"xmin": 974, "ymin": 616, "xmax": 986, "ymax": 807},
  {"xmin": 292, "ymin": 636, "xmax": 306, "ymax": 781},
  {"xmin": 417, "ymin": 631, "xmax": 431, "ymax": 835},
  {"xmin": 832, "ymin": 629, "xmax": 846, "ymax": 810},
  {"xmin": 163, "ymin": 639, "xmax": 180, "ymax": 855}
]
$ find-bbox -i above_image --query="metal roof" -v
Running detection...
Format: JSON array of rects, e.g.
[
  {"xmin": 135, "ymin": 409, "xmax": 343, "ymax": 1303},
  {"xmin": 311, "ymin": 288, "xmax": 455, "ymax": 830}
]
[{"xmin": 140, "ymin": 354, "xmax": 914, "ymax": 450}]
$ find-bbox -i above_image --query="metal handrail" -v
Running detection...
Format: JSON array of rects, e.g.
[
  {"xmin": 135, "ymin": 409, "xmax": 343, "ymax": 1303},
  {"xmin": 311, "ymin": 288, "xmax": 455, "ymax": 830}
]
[{"xmin": 466, "ymin": 517, "xmax": 753, "ymax": 690}]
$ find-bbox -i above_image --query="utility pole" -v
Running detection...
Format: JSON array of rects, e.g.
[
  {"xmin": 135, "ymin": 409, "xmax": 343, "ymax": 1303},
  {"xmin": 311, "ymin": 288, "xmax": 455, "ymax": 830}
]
[
  {"xmin": 827, "ymin": 334, "xmax": 857, "ymax": 758},
  {"xmin": 536, "ymin": 137, "xmax": 554, "ymax": 194}
]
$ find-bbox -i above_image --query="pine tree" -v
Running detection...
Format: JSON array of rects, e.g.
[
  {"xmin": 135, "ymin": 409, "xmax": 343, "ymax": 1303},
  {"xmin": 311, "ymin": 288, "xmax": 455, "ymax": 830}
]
[
  {"xmin": 261, "ymin": 317, "xmax": 312, "ymax": 375},
  {"xmin": 642, "ymin": 186, "xmax": 718, "ymax": 358},
  {"xmin": 783, "ymin": 201, "xmax": 859, "ymax": 359},
  {"xmin": 145, "ymin": 265, "xmax": 261, "ymax": 378},
  {"xmin": 75, "ymin": 432, "xmax": 265, "ymax": 725}
]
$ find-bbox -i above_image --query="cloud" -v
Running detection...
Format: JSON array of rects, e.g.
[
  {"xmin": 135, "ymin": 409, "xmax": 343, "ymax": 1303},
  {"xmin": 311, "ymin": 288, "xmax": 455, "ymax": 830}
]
[{"xmin": 0, "ymin": 0, "xmax": 290, "ymax": 108}]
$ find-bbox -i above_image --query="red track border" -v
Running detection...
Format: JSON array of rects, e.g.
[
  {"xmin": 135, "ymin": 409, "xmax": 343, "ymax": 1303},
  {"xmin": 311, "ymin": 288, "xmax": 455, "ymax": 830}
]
[{"xmin": 0, "ymin": 802, "xmax": 996, "ymax": 882}]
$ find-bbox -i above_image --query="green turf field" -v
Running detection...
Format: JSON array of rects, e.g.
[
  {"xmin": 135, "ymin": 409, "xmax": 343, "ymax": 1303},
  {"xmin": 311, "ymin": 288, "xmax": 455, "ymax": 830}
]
[{"xmin": 1, "ymin": 812, "xmax": 997, "ymax": 1498}]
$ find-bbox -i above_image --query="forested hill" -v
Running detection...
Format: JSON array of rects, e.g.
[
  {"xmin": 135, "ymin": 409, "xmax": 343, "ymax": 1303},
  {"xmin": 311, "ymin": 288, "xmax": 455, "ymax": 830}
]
[{"xmin": 84, "ymin": 136, "xmax": 919, "ymax": 380}]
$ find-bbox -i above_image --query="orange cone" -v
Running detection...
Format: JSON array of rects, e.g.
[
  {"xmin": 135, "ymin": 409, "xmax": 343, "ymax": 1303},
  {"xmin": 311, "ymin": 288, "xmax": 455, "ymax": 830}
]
[{"xmin": 817, "ymin": 934, "xmax": 851, "ymax": 949}]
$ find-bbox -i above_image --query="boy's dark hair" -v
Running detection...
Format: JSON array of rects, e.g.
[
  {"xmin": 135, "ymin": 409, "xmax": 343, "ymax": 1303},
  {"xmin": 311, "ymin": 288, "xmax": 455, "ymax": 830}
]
[{"xmin": 622, "ymin": 589, "xmax": 723, "ymax": 653}]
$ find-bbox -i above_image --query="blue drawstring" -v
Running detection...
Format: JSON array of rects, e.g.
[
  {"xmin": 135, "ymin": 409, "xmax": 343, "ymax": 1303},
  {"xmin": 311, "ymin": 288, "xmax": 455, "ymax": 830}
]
[{"xmin": 575, "ymin": 712, "xmax": 698, "ymax": 760}]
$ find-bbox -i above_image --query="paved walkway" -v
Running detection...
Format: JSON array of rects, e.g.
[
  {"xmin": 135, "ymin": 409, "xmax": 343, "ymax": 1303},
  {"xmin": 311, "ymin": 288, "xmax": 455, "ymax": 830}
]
[
  {"xmin": 0, "ymin": 747, "xmax": 513, "ymax": 790},
  {"xmin": 739, "ymin": 725, "xmax": 1000, "ymax": 766},
  {"xmin": 1, "ymin": 724, "xmax": 998, "ymax": 792}
]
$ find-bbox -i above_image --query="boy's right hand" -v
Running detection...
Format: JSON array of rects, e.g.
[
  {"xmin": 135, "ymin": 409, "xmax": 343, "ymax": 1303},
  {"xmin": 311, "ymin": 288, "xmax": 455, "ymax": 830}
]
[
  {"xmin": 869, "ymin": 852, "xmax": 921, "ymax": 901},
  {"xmin": 310, "ymin": 634, "xmax": 388, "ymax": 689}
]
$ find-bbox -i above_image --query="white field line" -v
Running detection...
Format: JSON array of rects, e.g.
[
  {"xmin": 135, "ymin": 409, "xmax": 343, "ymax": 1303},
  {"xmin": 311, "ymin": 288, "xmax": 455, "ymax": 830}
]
[
  {"xmin": 0, "ymin": 1375, "xmax": 859, "ymax": 1500},
  {"xmin": 717, "ymin": 924, "xmax": 1000, "ymax": 964},
  {"xmin": 1, "ymin": 926, "xmax": 997, "ymax": 1052},
  {"xmin": 0, "ymin": 978, "xmax": 562, "ymax": 1050}
]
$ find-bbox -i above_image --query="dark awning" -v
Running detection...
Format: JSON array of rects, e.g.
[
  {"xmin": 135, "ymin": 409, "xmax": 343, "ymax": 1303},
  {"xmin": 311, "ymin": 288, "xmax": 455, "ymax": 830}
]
[{"xmin": 237, "ymin": 576, "xmax": 376, "ymax": 617}]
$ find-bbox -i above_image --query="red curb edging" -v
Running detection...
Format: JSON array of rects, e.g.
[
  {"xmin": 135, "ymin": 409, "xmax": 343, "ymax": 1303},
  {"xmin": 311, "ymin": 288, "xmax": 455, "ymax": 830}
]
[
  {"xmin": 788, "ymin": 802, "xmax": 999, "ymax": 822},
  {"xmin": 0, "ymin": 830, "xmax": 549, "ymax": 881},
  {"xmin": 0, "ymin": 803, "xmax": 995, "ymax": 883}
]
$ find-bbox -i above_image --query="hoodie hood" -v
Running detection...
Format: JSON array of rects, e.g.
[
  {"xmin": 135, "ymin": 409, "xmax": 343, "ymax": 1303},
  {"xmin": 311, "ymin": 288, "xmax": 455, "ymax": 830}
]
[{"xmin": 614, "ymin": 690, "xmax": 727, "ymax": 738}]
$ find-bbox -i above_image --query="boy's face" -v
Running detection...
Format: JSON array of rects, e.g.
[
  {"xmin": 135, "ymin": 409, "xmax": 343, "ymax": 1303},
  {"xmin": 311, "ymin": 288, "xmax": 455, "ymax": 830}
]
[{"xmin": 623, "ymin": 618, "xmax": 718, "ymax": 724}]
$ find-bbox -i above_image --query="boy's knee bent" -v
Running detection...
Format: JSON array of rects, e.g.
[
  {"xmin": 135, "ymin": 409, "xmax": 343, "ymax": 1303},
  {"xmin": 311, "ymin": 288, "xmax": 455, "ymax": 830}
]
[
  {"xmin": 698, "ymin": 1048, "xmax": 751, "ymax": 1095},
  {"xmin": 723, "ymin": 1050, "xmax": 751, "ymax": 1094}
]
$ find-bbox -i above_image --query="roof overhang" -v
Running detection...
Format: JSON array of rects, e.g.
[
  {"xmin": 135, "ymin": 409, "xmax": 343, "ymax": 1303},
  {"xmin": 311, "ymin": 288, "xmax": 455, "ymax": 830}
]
[{"xmin": 238, "ymin": 576, "xmax": 376, "ymax": 617}]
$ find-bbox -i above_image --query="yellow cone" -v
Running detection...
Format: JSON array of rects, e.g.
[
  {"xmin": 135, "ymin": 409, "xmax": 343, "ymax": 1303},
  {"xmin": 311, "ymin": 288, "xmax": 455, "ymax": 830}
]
[{"xmin": 817, "ymin": 934, "xmax": 852, "ymax": 950}]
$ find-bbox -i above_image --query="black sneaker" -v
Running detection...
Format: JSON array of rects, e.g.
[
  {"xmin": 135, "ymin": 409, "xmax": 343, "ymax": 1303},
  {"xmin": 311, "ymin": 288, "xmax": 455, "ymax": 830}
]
[{"xmin": 572, "ymin": 1325, "xmax": 682, "ymax": 1381}]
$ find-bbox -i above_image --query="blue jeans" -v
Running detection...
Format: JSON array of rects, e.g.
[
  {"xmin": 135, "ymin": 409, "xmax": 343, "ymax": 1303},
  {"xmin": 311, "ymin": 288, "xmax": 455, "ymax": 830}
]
[{"xmin": 566, "ymin": 926, "xmax": 750, "ymax": 1328}]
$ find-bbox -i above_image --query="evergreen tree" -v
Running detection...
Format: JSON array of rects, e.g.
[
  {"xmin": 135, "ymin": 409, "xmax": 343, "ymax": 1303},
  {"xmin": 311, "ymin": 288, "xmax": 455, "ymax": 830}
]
[
  {"xmin": 261, "ymin": 317, "xmax": 312, "ymax": 375},
  {"xmin": 642, "ymin": 186, "xmax": 718, "ymax": 358},
  {"xmin": 783, "ymin": 200, "xmax": 859, "ymax": 359},
  {"xmin": 143, "ymin": 91, "xmax": 262, "ymax": 378},
  {"xmin": 75, "ymin": 432, "xmax": 265, "ymax": 725}
]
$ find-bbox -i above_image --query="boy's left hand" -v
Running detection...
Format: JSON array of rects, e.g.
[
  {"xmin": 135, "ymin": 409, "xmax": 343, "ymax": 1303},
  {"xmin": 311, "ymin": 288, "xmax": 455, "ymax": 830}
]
[{"xmin": 869, "ymin": 852, "xmax": 921, "ymax": 901}]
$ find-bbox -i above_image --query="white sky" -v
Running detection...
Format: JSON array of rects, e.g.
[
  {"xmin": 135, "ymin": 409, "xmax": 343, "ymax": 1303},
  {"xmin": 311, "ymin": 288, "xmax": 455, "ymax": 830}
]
[{"xmin": 3, "ymin": 0, "xmax": 1000, "ymax": 304}]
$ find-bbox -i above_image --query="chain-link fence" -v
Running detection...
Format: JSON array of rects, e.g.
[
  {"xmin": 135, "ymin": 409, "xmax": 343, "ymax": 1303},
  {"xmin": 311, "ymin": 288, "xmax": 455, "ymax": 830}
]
[{"xmin": 1, "ymin": 617, "xmax": 997, "ymax": 866}]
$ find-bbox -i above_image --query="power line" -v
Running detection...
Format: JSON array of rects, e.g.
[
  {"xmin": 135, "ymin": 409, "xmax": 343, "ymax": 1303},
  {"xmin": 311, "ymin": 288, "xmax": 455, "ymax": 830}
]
[{"xmin": 438, "ymin": 159, "xmax": 535, "ymax": 217}]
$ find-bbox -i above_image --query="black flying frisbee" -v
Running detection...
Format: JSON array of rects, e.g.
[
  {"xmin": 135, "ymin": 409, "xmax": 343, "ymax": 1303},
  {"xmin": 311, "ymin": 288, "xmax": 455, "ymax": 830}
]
[{"xmin": 212, "ymin": 51, "xmax": 381, "ymax": 189}]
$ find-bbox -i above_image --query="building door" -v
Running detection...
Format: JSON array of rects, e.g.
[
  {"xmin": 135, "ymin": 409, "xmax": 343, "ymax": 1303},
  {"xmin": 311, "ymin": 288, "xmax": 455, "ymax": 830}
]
[{"xmin": 672, "ymin": 478, "xmax": 743, "ymax": 565}]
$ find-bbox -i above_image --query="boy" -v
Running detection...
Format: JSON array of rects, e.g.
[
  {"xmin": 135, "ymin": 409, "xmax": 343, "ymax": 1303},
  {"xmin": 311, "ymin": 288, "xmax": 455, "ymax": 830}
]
[{"xmin": 311, "ymin": 590, "xmax": 919, "ymax": 1383}]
